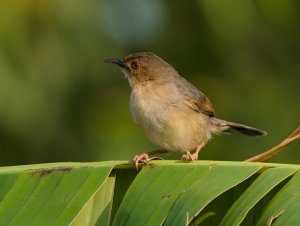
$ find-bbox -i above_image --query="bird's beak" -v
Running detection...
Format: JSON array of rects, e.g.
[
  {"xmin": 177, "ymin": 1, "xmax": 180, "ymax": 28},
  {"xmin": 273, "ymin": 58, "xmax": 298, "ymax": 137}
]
[{"xmin": 104, "ymin": 59, "xmax": 129, "ymax": 70}]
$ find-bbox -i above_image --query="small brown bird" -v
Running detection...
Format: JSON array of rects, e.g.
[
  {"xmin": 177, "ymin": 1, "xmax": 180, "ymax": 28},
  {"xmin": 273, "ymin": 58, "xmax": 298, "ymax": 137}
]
[{"xmin": 105, "ymin": 52, "xmax": 266, "ymax": 167}]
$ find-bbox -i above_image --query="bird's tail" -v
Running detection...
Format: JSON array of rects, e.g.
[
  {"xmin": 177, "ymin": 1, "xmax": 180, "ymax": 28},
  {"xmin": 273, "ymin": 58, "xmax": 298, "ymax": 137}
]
[{"xmin": 211, "ymin": 118, "xmax": 267, "ymax": 136}]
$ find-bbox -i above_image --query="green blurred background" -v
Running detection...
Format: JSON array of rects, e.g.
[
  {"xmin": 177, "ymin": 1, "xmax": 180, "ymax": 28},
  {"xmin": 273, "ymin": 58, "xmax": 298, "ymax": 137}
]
[{"xmin": 0, "ymin": 0, "xmax": 299, "ymax": 166}]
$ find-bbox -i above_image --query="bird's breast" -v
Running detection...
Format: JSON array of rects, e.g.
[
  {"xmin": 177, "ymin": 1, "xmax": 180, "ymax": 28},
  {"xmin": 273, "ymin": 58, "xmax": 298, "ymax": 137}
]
[
  {"xmin": 129, "ymin": 84, "xmax": 211, "ymax": 152},
  {"xmin": 130, "ymin": 84, "xmax": 179, "ymax": 150},
  {"xmin": 130, "ymin": 85, "xmax": 168, "ymax": 132}
]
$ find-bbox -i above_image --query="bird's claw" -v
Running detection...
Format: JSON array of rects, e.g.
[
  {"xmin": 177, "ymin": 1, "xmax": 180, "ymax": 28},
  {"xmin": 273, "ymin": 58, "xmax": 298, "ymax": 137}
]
[
  {"xmin": 132, "ymin": 154, "xmax": 164, "ymax": 170},
  {"xmin": 132, "ymin": 153, "xmax": 149, "ymax": 170},
  {"xmin": 182, "ymin": 151, "xmax": 198, "ymax": 161}
]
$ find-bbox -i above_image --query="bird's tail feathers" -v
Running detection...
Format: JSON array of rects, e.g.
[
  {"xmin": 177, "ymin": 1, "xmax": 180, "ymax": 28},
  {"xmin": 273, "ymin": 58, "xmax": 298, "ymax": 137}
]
[{"xmin": 212, "ymin": 118, "xmax": 267, "ymax": 136}]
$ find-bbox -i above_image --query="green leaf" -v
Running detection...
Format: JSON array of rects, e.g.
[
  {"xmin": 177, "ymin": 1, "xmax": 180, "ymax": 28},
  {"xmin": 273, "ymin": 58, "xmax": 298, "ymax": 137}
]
[
  {"xmin": 257, "ymin": 171, "xmax": 300, "ymax": 226},
  {"xmin": 0, "ymin": 160, "xmax": 300, "ymax": 225},
  {"xmin": 110, "ymin": 168, "xmax": 138, "ymax": 222},
  {"xmin": 113, "ymin": 163, "xmax": 209, "ymax": 226},
  {"xmin": 0, "ymin": 162, "xmax": 120, "ymax": 226},
  {"xmin": 164, "ymin": 163, "xmax": 261, "ymax": 226},
  {"xmin": 113, "ymin": 162, "xmax": 261, "ymax": 226},
  {"xmin": 220, "ymin": 167, "xmax": 297, "ymax": 226},
  {"xmin": 71, "ymin": 175, "xmax": 116, "ymax": 226}
]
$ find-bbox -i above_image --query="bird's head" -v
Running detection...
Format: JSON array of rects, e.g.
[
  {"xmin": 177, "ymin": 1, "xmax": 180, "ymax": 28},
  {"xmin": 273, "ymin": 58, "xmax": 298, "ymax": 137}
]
[{"xmin": 105, "ymin": 52, "xmax": 177, "ymax": 87}]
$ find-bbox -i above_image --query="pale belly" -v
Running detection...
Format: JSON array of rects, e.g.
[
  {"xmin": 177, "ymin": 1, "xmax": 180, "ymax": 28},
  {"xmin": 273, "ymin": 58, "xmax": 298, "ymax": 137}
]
[{"xmin": 130, "ymin": 88, "xmax": 211, "ymax": 153}]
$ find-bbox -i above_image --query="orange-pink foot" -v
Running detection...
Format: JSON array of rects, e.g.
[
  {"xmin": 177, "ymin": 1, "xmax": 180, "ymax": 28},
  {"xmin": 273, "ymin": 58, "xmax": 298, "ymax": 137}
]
[
  {"xmin": 131, "ymin": 150, "xmax": 168, "ymax": 170},
  {"xmin": 182, "ymin": 142, "xmax": 205, "ymax": 161},
  {"xmin": 182, "ymin": 151, "xmax": 199, "ymax": 161},
  {"xmin": 133, "ymin": 153, "xmax": 149, "ymax": 169}
]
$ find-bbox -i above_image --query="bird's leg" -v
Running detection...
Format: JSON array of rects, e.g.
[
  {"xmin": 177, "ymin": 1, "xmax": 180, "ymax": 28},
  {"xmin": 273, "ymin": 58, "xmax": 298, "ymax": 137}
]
[
  {"xmin": 132, "ymin": 150, "xmax": 168, "ymax": 169},
  {"xmin": 182, "ymin": 142, "xmax": 206, "ymax": 161},
  {"xmin": 182, "ymin": 151, "xmax": 193, "ymax": 161}
]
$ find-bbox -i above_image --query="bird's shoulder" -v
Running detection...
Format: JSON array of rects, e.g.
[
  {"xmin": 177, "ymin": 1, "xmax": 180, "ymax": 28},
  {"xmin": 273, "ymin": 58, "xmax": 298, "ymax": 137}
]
[{"xmin": 175, "ymin": 76, "xmax": 215, "ymax": 117}]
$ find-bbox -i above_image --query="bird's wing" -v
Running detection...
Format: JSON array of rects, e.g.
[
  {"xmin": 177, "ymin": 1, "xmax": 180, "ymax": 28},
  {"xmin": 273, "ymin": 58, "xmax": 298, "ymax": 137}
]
[
  {"xmin": 177, "ymin": 77, "xmax": 215, "ymax": 117},
  {"xmin": 184, "ymin": 93, "xmax": 215, "ymax": 117}
]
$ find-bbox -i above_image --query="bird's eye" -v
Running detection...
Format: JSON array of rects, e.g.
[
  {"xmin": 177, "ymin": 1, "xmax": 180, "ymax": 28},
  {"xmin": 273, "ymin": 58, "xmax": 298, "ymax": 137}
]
[{"xmin": 131, "ymin": 61, "xmax": 139, "ymax": 69}]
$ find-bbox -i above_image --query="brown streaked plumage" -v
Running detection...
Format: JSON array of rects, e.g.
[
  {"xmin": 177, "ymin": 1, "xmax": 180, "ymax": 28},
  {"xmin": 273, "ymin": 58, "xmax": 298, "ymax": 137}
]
[{"xmin": 105, "ymin": 52, "xmax": 266, "ymax": 167}]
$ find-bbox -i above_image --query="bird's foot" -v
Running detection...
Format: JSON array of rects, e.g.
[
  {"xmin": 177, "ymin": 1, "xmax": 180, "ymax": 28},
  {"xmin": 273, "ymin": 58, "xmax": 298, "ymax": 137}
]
[
  {"xmin": 132, "ymin": 153, "xmax": 149, "ymax": 170},
  {"xmin": 182, "ymin": 142, "xmax": 205, "ymax": 161},
  {"xmin": 182, "ymin": 151, "xmax": 198, "ymax": 161},
  {"xmin": 131, "ymin": 150, "xmax": 167, "ymax": 170}
]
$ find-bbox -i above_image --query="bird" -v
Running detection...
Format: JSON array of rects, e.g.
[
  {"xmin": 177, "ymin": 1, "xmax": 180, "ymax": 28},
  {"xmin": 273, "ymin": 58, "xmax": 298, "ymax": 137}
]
[{"xmin": 104, "ymin": 52, "xmax": 266, "ymax": 167}]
